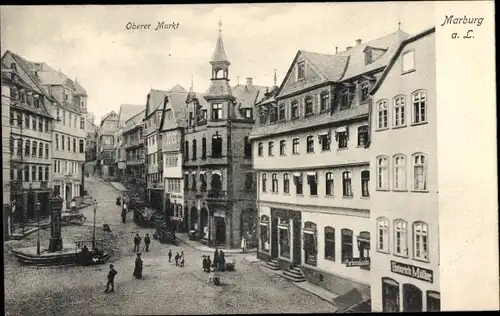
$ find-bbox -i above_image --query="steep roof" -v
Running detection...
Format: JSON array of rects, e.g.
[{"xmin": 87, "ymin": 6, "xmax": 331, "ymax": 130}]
[
  {"xmin": 370, "ymin": 27, "xmax": 435, "ymax": 95},
  {"xmin": 145, "ymin": 89, "xmax": 169, "ymax": 118},
  {"xmin": 118, "ymin": 104, "xmax": 144, "ymax": 126},
  {"xmin": 300, "ymin": 51, "xmax": 350, "ymax": 82},
  {"xmin": 211, "ymin": 34, "xmax": 230, "ymax": 64},
  {"xmin": 170, "ymin": 84, "xmax": 187, "ymax": 93},
  {"xmin": 74, "ymin": 80, "xmax": 87, "ymax": 95},
  {"xmin": 101, "ymin": 110, "xmax": 118, "ymax": 125},
  {"xmin": 160, "ymin": 90, "xmax": 189, "ymax": 131},
  {"xmin": 232, "ymin": 84, "xmax": 268, "ymax": 109}
]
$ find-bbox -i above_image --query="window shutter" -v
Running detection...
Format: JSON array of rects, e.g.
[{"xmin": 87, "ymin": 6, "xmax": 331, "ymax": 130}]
[{"xmin": 346, "ymin": 126, "xmax": 350, "ymax": 140}]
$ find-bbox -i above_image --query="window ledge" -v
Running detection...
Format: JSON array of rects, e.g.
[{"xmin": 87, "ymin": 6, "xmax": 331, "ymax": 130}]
[
  {"xmin": 292, "ymin": 153, "xmax": 300, "ymax": 156},
  {"xmin": 324, "ymin": 195, "xmax": 335, "ymax": 198},
  {"xmin": 356, "ymin": 145, "xmax": 367, "ymax": 148},
  {"xmin": 271, "ymin": 191, "xmax": 279, "ymax": 195},
  {"xmin": 342, "ymin": 195, "xmax": 353, "ymax": 199},
  {"xmin": 296, "ymin": 194, "xmax": 304, "ymax": 197},
  {"xmin": 377, "ymin": 249, "xmax": 390, "ymax": 255},
  {"xmin": 412, "ymin": 257, "xmax": 430, "ymax": 264},
  {"xmin": 393, "ymin": 253, "xmax": 409, "ymax": 259},
  {"xmin": 337, "ymin": 147, "xmax": 348, "ymax": 151},
  {"xmin": 392, "ymin": 124, "xmax": 407, "ymax": 130},
  {"xmin": 401, "ymin": 68, "xmax": 416, "ymax": 75},
  {"xmin": 321, "ymin": 149, "xmax": 331, "ymax": 153},
  {"xmin": 309, "ymin": 194, "xmax": 319, "ymax": 198},
  {"xmin": 375, "ymin": 127, "xmax": 390, "ymax": 132},
  {"xmin": 376, "ymin": 188, "xmax": 390, "ymax": 192},
  {"xmin": 412, "ymin": 190, "xmax": 429, "ymax": 193},
  {"xmin": 360, "ymin": 196, "xmax": 370, "ymax": 199},
  {"xmin": 283, "ymin": 192, "xmax": 290, "ymax": 196},
  {"xmin": 279, "ymin": 154, "xmax": 286, "ymax": 157},
  {"xmin": 411, "ymin": 121, "xmax": 428, "ymax": 127},
  {"xmin": 392, "ymin": 189, "xmax": 408, "ymax": 192},
  {"xmin": 306, "ymin": 151, "xmax": 315, "ymax": 154}
]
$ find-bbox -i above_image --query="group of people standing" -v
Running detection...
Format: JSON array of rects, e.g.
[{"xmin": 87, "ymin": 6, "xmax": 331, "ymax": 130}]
[
  {"xmin": 202, "ymin": 248, "xmax": 226, "ymax": 272},
  {"xmin": 133, "ymin": 233, "xmax": 151, "ymax": 252}
]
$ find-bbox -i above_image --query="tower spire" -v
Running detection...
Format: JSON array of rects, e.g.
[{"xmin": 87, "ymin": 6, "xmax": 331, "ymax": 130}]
[
  {"xmin": 190, "ymin": 75, "xmax": 194, "ymax": 92},
  {"xmin": 273, "ymin": 69, "xmax": 277, "ymax": 86},
  {"xmin": 218, "ymin": 20, "xmax": 223, "ymax": 35},
  {"xmin": 210, "ymin": 20, "xmax": 230, "ymax": 64},
  {"xmin": 398, "ymin": 20, "xmax": 402, "ymax": 30}
]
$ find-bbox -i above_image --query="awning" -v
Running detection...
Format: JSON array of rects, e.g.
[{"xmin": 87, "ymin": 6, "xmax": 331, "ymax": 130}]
[
  {"xmin": 212, "ymin": 170, "xmax": 222, "ymax": 176},
  {"xmin": 357, "ymin": 231, "xmax": 371, "ymax": 243},
  {"xmin": 336, "ymin": 126, "xmax": 347, "ymax": 133},
  {"xmin": 293, "ymin": 172, "xmax": 302, "ymax": 177},
  {"xmin": 307, "ymin": 172, "xmax": 317, "ymax": 176}
]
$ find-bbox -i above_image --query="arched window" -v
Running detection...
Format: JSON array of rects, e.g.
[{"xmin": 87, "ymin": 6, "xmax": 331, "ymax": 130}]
[
  {"xmin": 261, "ymin": 173, "xmax": 267, "ymax": 192},
  {"xmin": 382, "ymin": 277, "xmax": 400, "ymax": 312},
  {"xmin": 198, "ymin": 137, "xmax": 205, "ymax": 159},
  {"xmin": 268, "ymin": 141, "xmax": 274, "ymax": 156},
  {"xmin": 325, "ymin": 172, "xmax": 334, "ymax": 196},
  {"xmin": 361, "ymin": 170, "xmax": 370, "ymax": 197},
  {"xmin": 305, "ymin": 96, "xmax": 313, "ymax": 115},
  {"xmin": 341, "ymin": 229, "xmax": 353, "ymax": 262},
  {"xmin": 38, "ymin": 142, "xmax": 43, "ymax": 157},
  {"xmin": 324, "ymin": 226, "xmax": 335, "ymax": 261},
  {"xmin": 377, "ymin": 217, "xmax": 390, "ymax": 253},
  {"xmin": 283, "ymin": 173, "xmax": 289, "ymax": 193},
  {"xmin": 244, "ymin": 136, "xmax": 252, "ymax": 157},
  {"xmin": 306, "ymin": 135, "xmax": 314, "ymax": 153},
  {"xmin": 211, "ymin": 134, "xmax": 222, "ymax": 157},
  {"xmin": 303, "ymin": 221, "xmax": 317, "ymax": 266},
  {"xmin": 200, "ymin": 173, "xmax": 207, "ymax": 192},
  {"xmin": 393, "ymin": 95, "xmax": 406, "ymax": 127},
  {"xmin": 412, "ymin": 153, "xmax": 427, "ymax": 191},
  {"xmin": 292, "ymin": 138, "xmax": 299, "ymax": 154},
  {"xmin": 31, "ymin": 165, "xmax": 37, "ymax": 181},
  {"xmin": 412, "ymin": 90, "xmax": 427, "ymax": 124},
  {"xmin": 271, "ymin": 173, "xmax": 278, "ymax": 192},
  {"xmin": 32, "ymin": 141, "xmax": 37, "ymax": 157},
  {"xmin": 191, "ymin": 139, "xmax": 197, "ymax": 160},
  {"xmin": 184, "ymin": 140, "xmax": 189, "ymax": 161},
  {"xmin": 376, "ymin": 155, "xmax": 389, "ymax": 190},
  {"xmin": 210, "ymin": 172, "xmax": 222, "ymax": 191},
  {"xmin": 191, "ymin": 173, "xmax": 197, "ymax": 191},
  {"xmin": 257, "ymin": 142, "xmax": 263, "ymax": 156},
  {"xmin": 394, "ymin": 219, "xmax": 408, "ymax": 256},
  {"xmin": 376, "ymin": 100, "xmax": 389, "ymax": 129},
  {"xmin": 402, "ymin": 283, "xmax": 423, "ymax": 312},
  {"xmin": 393, "ymin": 154, "xmax": 406, "ymax": 190},
  {"xmin": 342, "ymin": 171, "xmax": 352, "ymax": 197},
  {"xmin": 413, "ymin": 221, "xmax": 429, "ymax": 261},
  {"xmin": 426, "ymin": 291, "xmax": 441, "ymax": 312}
]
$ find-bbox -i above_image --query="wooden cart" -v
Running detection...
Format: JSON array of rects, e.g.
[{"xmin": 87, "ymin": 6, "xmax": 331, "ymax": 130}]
[{"xmin": 61, "ymin": 212, "xmax": 87, "ymax": 226}]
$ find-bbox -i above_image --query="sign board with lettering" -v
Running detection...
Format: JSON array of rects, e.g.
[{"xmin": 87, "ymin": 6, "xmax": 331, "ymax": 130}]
[
  {"xmin": 344, "ymin": 257, "xmax": 371, "ymax": 267},
  {"xmin": 390, "ymin": 261, "xmax": 434, "ymax": 283},
  {"xmin": 118, "ymin": 161, "xmax": 126, "ymax": 169}
]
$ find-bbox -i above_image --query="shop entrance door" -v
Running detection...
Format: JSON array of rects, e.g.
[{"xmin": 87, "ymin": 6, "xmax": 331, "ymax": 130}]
[
  {"xmin": 271, "ymin": 217, "xmax": 278, "ymax": 258},
  {"xmin": 214, "ymin": 217, "xmax": 226, "ymax": 246},
  {"xmin": 403, "ymin": 284, "xmax": 423, "ymax": 312},
  {"xmin": 382, "ymin": 278, "xmax": 400, "ymax": 312},
  {"xmin": 292, "ymin": 220, "xmax": 301, "ymax": 265}
]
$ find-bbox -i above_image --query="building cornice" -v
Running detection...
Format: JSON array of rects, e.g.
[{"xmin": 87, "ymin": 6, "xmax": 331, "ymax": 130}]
[{"xmin": 259, "ymin": 200, "xmax": 370, "ymax": 218}]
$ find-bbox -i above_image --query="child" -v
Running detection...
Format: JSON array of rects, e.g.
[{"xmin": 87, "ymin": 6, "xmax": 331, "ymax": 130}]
[
  {"xmin": 175, "ymin": 252, "xmax": 180, "ymax": 266},
  {"xmin": 168, "ymin": 249, "xmax": 172, "ymax": 263},
  {"xmin": 180, "ymin": 251, "xmax": 185, "ymax": 267}
]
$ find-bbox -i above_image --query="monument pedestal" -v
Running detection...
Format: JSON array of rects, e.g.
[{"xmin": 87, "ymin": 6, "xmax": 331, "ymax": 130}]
[{"xmin": 48, "ymin": 196, "xmax": 64, "ymax": 252}]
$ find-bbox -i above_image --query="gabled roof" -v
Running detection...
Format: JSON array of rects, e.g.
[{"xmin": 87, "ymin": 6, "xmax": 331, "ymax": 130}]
[
  {"xmin": 170, "ymin": 84, "xmax": 187, "ymax": 93},
  {"xmin": 211, "ymin": 34, "xmax": 230, "ymax": 64},
  {"xmin": 370, "ymin": 27, "xmax": 435, "ymax": 96},
  {"xmin": 300, "ymin": 51, "xmax": 350, "ymax": 82},
  {"xmin": 118, "ymin": 104, "xmax": 144, "ymax": 127},
  {"xmin": 159, "ymin": 90, "xmax": 189, "ymax": 131},
  {"xmin": 101, "ymin": 110, "xmax": 118, "ymax": 126},
  {"xmin": 145, "ymin": 89, "xmax": 169, "ymax": 118},
  {"xmin": 232, "ymin": 84, "xmax": 268, "ymax": 109},
  {"xmin": 74, "ymin": 80, "xmax": 87, "ymax": 95}
]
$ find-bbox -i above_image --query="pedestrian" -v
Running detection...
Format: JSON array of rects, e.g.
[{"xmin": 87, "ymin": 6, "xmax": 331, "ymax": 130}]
[
  {"xmin": 241, "ymin": 236, "xmax": 247, "ymax": 253},
  {"xmin": 133, "ymin": 253, "xmax": 143, "ymax": 279},
  {"xmin": 168, "ymin": 249, "xmax": 172, "ymax": 262},
  {"xmin": 206, "ymin": 255, "xmax": 212, "ymax": 273},
  {"xmin": 213, "ymin": 248, "xmax": 219, "ymax": 270},
  {"xmin": 133, "ymin": 233, "xmax": 141, "ymax": 252},
  {"xmin": 175, "ymin": 252, "xmax": 180, "ymax": 266},
  {"xmin": 104, "ymin": 264, "xmax": 117, "ymax": 293},
  {"xmin": 202, "ymin": 255, "xmax": 208, "ymax": 272},
  {"xmin": 180, "ymin": 251, "xmax": 185, "ymax": 267},
  {"xmin": 219, "ymin": 250, "xmax": 226, "ymax": 271},
  {"xmin": 121, "ymin": 208, "xmax": 127, "ymax": 224},
  {"xmin": 144, "ymin": 233, "xmax": 151, "ymax": 252}
]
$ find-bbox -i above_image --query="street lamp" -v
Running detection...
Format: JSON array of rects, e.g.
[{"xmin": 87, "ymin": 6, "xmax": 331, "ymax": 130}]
[{"xmin": 92, "ymin": 199, "xmax": 98, "ymax": 249}]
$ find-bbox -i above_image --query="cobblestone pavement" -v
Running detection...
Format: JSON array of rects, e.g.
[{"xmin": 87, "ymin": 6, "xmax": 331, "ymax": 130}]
[{"xmin": 4, "ymin": 177, "xmax": 336, "ymax": 315}]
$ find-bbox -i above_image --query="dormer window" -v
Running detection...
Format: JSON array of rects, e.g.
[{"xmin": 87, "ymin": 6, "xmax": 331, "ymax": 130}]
[
  {"xmin": 340, "ymin": 88, "xmax": 354, "ymax": 109},
  {"xmin": 244, "ymin": 109, "xmax": 252, "ymax": 119},
  {"xmin": 305, "ymin": 96, "xmax": 313, "ymax": 116},
  {"xmin": 365, "ymin": 49, "xmax": 373, "ymax": 65},
  {"xmin": 269, "ymin": 106, "xmax": 277, "ymax": 124},
  {"xmin": 259, "ymin": 108, "xmax": 267, "ymax": 125},
  {"xmin": 297, "ymin": 61, "xmax": 305, "ymax": 80},
  {"xmin": 278, "ymin": 103, "xmax": 286, "ymax": 121},
  {"xmin": 11, "ymin": 63, "xmax": 17, "ymax": 72},
  {"xmin": 360, "ymin": 82, "xmax": 370, "ymax": 102}
]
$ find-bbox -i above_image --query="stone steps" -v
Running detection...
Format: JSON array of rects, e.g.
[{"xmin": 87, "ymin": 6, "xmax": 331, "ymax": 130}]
[
  {"xmin": 265, "ymin": 259, "xmax": 280, "ymax": 270},
  {"xmin": 283, "ymin": 266, "xmax": 307, "ymax": 282}
]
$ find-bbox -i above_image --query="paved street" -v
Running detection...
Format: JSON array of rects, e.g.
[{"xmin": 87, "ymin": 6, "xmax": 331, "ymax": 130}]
[{"xmin": 4, "ymin": 177, "xmax": 336, "ymax": 315}]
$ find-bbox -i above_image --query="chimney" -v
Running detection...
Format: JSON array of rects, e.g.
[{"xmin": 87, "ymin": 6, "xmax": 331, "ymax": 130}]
[
  {"xmin": 335, "ymin": 46, "xmax": 338, "ymax": 54},
  {"xmin": 356, "ymin": 39, "xmax": 362, "ymax": 46},
  {"xmin": 246, "ymin": 77, "xmax": 253, "ymax": 88},
  {"xmin": 346, "ymin": 46, "xmax": 353, "ymax": 51}
]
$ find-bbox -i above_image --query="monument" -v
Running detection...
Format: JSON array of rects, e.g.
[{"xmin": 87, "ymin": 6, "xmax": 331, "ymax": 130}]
[{"xmin": 48, "ymin": 195, "xmax": 64, "ymax": 252}]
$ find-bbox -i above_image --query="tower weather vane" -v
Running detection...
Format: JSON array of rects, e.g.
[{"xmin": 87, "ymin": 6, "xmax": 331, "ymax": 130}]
[{"xmin": 218, "ymin": 20, "xmax": 223, "ymax": 34}]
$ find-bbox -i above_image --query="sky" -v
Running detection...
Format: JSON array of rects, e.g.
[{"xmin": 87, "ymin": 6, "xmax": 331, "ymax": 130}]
[{"xmin": 1, "ymin": 3, "xmax": 435, "ymax": 124}]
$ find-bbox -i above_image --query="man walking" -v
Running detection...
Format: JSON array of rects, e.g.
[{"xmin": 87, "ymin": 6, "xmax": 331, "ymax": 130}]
[
  {"xmin": 168, "ymin": 249, "xmax": 172, "ymax": 262},
  {"xmin": 144, "ymin": 233, "xmax": 151, "ymax": 252},
  {"xmin": 104, "ymin": 264, "xmax": 117, "ymax": 293},
  {"xmin": 133, "ymin": 233, "xmax": 141, "ymax": 252}
]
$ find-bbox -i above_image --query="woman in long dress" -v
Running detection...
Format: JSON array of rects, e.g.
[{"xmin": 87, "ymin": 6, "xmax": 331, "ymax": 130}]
[{"xmin": 133, "ymin": 253, "xmax": 143, "ymax": 279}]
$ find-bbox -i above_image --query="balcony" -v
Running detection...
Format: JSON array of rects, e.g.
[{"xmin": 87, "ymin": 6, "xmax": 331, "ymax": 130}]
[{"xmin": 206, "ymin": 189, "xmax": 227, "ymax": 201}]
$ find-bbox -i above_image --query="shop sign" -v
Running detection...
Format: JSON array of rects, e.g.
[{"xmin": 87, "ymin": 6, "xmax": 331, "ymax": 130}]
[
  {"xmin": 390, "ymin": 261, "xmax": 434, "ymax": 283},
  {"xmin": 214, "ymin": 210, "xmax": 225, "ymax": 218},
  {"xmin": 118, "ymin": 161, "xmax": 126, "ymax": 170},
  {"xmin": 344, "ymin": 257, "xmax": 371, "ymax": 267}
]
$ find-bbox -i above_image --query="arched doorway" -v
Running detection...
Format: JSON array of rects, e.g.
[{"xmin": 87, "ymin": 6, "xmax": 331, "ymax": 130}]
[
  {"xmin": 190, "ymin": 207, "xmax": 198, "ymax": 230},
  {"xmin": 214, "ymin": 214, "xmax": 226, "ymax": 246},
  {"xmin": 403, "ymin": 283, "xmax": 423, "ymax": 312},
  {"xmin": 240, "ymin": 208, "xmax": 257, "ymax": 248},
  {"xmin": 200, "ymin": 207, "xmax": 209, "ymax": 239},
  {"xmin": 65, "ymin": 184, "xmax": 72, "ymax": 203}
]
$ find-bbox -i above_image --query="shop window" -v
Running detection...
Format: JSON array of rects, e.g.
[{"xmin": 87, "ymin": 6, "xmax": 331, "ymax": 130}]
[
  {"xmin": 341, "ymin": 229, "xmax": 353, "ymax": 263},
  {"xmin": 342, "ymin": 171, "xmax": 352, "ymax": 197},
  {"xmin": 258, "ymin": 142, "xmax": 263, "ymax": 156},
  {"xmin": 403, "ymin": 283, "xmax": 423, "ymax": 312},
  {"xmin": 394, "ymin": 219, "xmax": 408, "ymax": 256},
  {"xmin": 307, "ymin": 172, "xmax": 318, "ymax": 196},
  {"xmin": 357, "ymin": 231, "xmax": 371, "ymax": 270},
  {"xmin": 278, "ymin": 218, "xmax": 290, "ymax": 258},
  {"xmin": 382, "ymin": 278, "xmax": 400, "ymax": 312},
  {"xmin": 303, "ymin": 221, "xmax": 317, "ymax": 266},
  {"xmin": 271, "ymin": 173, "xmax": 278, "ymax": 193},
  {"xmin": 325, "ymin": 172, "xmax": 334, "ymax": 196},
  {"xmin": 426, "ymin": 291, "xmax": 440, "ymax": 312},
  {"xmin": 377, "ymin": 217, "xmax": 390, "ymax": 253},
  {"xmin": 293, "ymin": 173, "xmax": 303, "ymax": 195},
  {"xmin": 283, "ymin": 173, "xmax": 290, "ymax": 194},
  {"xmin": 413, "ymin": 221, "xmax": 429, "ymax": 261},
  {"xmin": 324, "ymin": 226, "xmax": 335, "ymax": 261},
  {"xmin": 259, "ymin": 215, "xmax": 270, "ymax": 252}
]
